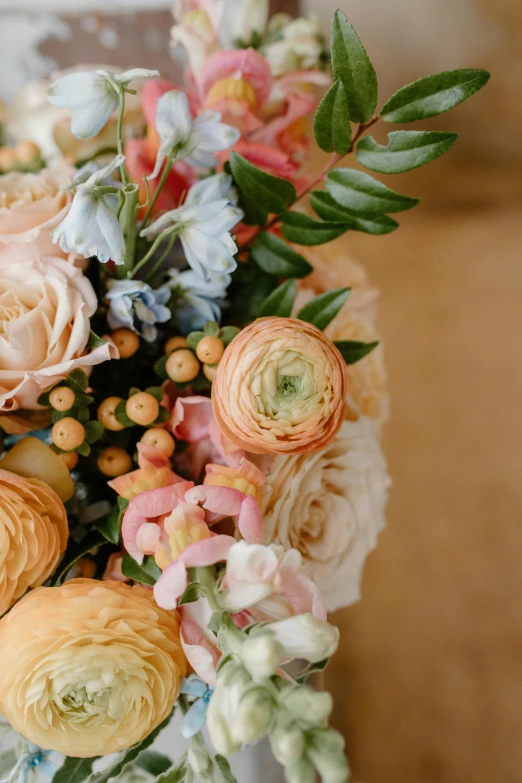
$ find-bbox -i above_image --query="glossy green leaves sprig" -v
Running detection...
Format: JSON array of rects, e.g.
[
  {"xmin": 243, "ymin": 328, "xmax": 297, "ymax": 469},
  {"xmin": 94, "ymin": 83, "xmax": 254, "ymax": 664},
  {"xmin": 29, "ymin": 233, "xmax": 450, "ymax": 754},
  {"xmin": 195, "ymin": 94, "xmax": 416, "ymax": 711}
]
[{"xmin": 229, "ymin": 8, "xmax": 489, "ymax": 251}]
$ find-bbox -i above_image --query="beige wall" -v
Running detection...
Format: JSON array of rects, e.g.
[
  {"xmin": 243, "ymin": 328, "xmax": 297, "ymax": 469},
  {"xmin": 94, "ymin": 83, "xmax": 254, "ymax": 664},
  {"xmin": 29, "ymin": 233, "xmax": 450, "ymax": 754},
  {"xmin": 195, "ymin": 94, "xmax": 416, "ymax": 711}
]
[{"xmin": 303, "ymin": 2, "xmax": 522, "ymax": 781}]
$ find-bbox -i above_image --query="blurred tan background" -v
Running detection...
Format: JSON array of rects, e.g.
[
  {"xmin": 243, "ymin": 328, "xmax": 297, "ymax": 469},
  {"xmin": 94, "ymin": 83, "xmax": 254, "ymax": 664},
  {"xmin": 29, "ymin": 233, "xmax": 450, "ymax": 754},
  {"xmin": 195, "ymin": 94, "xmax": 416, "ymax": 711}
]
[{"xmin": 2, "ymin": 0, "xmax": 521, "ymax": 780}]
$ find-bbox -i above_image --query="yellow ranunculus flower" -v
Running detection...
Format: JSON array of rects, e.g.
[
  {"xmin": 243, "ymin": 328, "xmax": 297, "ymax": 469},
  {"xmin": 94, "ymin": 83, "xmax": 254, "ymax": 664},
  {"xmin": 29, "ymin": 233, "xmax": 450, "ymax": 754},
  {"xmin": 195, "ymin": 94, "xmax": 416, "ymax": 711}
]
[
  {"xmin": 0, "ymin": 579, "xmax": 187, "ymax": 757},
  {"xmin": 0, "ymin": 469, "xmax": 68, "ymax": 616}
]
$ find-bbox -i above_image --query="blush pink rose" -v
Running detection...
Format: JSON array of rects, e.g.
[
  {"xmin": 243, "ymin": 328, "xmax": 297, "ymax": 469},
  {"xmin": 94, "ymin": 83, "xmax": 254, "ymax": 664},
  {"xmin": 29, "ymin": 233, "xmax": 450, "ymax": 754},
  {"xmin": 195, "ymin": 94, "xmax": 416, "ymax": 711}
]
[
  {"xmin": 0, "ymin": 256, "xmax": 117, "ymax": 411},
  {"xmin": 0, "ymin": 168, "xmax": 75, "ymax": 263}
]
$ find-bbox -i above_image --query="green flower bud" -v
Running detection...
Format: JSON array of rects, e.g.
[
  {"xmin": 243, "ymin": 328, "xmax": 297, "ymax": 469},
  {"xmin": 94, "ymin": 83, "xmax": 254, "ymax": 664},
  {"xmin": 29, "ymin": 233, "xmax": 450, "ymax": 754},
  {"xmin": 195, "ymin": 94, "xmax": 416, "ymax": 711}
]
[
  {"xmin": 269, "ymin": 714, "xmax": 305, "ymax": 765},
  {"xmin": 306, "ymin": 727, "xmax": 350, "ymax": 783},
  {"xmin": 187, "ymin": 747, "xmax": 212, "ymax": 778},
  {"xmin": 284, "ymin": 684, "xmax": 333, "ymax": 728},
  {"xmin": 284, "ymin": 757, "xmax": 317, "ymax": 783},
  {"xmin": 235, "ymin": 686, "xmax": 274, "ymax": 744},
  {"xmin": 242, "ymin": 633, "xmax": 285, "ymax": 680}
]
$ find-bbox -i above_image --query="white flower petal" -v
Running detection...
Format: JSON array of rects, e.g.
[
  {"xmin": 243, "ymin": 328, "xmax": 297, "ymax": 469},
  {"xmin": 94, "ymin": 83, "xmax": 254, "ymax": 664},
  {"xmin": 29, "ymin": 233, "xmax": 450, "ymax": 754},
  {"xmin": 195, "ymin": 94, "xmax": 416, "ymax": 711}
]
[
  {"xmin": 114, "ymin": 68, "xmax": 160, "ymax": 84},
  {"xmin": 156, "ymin": 90, "xmax": 192, "ymax": 145},
  {"xmin": 47, "ymin": 72, "xmax": 109, "ymax": 109},
  {"xmin": 195, "ymin": 205, "xmax": 242, "ymax": 236},
  {"xmin": 96, "ymin": 199, "xmax": 126, "ymax": 265},
  {"xmin": 181, "ymin": 228, "xmax": 237, "ymax": 276},
  {"xmin": 69, "ymin": 94, "xmax": 120, "ymax": 140},
  {"xmin": 185, "ymin": 173, "xmax": 234, "ymax": 206},
  {"xmin": 81, "ymin": 155, "xmax": 125, "ymax": 189}
]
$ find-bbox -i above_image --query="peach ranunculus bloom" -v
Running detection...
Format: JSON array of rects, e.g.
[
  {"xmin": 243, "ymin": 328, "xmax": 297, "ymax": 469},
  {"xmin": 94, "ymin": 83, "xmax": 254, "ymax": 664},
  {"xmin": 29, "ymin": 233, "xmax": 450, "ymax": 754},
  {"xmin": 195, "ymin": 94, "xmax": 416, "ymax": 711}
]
[
  {"xmin": 261, "ymin": 415, "xmax": 391, "ymax": 612},
  {"xmin": 0, "ymin": 579, "xmax": 187, "ymax": 757},
  {"xmin": 0, "ymin": 469, "xmax": 68, "ymax": 616},
  {"xmin": 212, "ymin": 317, "xmax": 348, "ymax": 455},
  {"xmin": 295, "ymin": 286, "xmax": 390, "ymax": 428},
  {"xmin": 0, "ymin": 255, "xmax": 117, "ymax": 411},
  {"xmin": 0, "ymin": 167, "xmax": 76, "ymax": 262}
]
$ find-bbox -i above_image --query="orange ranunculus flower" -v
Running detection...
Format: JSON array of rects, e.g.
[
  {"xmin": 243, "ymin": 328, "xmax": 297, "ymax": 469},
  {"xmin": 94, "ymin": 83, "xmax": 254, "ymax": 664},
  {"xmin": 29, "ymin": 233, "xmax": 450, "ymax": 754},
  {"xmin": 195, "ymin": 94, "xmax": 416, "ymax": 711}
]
[
  {"xmin": 212, "ymin": 317, "xmax": 348, "ymax": 455},
  {"xmin": 0, "ymin": 579, "xmax": 187, "ymax": 757},
  {"xmin": 0, "ymin": 470, "xmax": 68, "ymax": 616}
]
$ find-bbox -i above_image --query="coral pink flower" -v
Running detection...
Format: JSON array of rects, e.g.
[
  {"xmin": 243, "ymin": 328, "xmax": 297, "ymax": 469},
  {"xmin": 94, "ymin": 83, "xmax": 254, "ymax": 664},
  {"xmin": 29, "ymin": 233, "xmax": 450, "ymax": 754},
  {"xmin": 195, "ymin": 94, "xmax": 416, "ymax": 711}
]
[{"xmin": 108, "ymin": 443, "xmax": 183, "ymax": 501}]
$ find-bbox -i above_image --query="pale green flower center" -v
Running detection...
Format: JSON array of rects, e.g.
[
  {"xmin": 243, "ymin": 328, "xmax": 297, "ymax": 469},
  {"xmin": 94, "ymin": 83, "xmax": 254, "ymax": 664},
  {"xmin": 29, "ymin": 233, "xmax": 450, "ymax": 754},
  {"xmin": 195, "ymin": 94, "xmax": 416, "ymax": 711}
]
[{"xmin": 253, "ymin": 351, "xmax": 324, "ymax": 425}]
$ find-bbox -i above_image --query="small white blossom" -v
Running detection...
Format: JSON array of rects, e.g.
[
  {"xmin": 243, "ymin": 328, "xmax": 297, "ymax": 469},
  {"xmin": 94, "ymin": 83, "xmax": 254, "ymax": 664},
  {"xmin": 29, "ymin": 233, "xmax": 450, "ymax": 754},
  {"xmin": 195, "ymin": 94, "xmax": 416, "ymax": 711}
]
[
  {"xmin": 142, "ymin": 174, "xmax": 242, "ymax": 280},
  {"xmin": 149, "ymin": 90, "xmax": 240, "ymax": 178},
  {"xmin": 52, "ymin": 156, "xmax": 126, "ymax": 264},
  {"xmin": 219, "ymin": 0, "xmax": 269, "ymax": 48},
  {"xmin": 269, "ymin": 614, "xmax": 339, "ymax": 663},
  {"xmin": 47, "ymin": 68, "xmax": 159, "ymax": 139}
]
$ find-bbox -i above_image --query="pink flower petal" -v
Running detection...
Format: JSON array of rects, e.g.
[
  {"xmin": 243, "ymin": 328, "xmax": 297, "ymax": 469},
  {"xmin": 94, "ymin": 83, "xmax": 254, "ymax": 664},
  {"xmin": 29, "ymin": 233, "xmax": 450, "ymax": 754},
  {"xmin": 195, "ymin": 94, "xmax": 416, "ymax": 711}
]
[
  {"xmin": 180, "ymin": 616, "xmax": 221, "ymax": 686},
  {"xmin": 136, "ymin": 522, "xmax": 161, "ymax": 555},
  {"xmin": 172, "ymin": 396, "xmax": 214, "ymax": 442},
  {"xmin": 185, "ymin": 484, "xmax": 245, "ymax": 518},
  {"xmin": 237, "ymin": 494, "xmax": 263, "ymax": 544},
  {"xmin": 199, "ymin": 48, "xmax": 272, "ymax": 108},
  {"xmin": 285, "ymin": 573, "xmax": 327, "ymax": 621},
  {"xmin": 153, "ymin": 558, "xmax": 188, "ymax": 610},
  {"xmin": 180, "ymin": 534, "xmax": 237, "ymax": 568}
]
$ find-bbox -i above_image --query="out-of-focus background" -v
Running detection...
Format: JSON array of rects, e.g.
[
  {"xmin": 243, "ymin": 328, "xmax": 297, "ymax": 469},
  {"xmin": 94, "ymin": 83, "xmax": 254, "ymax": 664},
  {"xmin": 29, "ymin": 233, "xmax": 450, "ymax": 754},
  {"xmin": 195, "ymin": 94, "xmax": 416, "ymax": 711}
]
[{"xmin": 0, "ymin": 1, "xmax": 521, "ymax": 781}]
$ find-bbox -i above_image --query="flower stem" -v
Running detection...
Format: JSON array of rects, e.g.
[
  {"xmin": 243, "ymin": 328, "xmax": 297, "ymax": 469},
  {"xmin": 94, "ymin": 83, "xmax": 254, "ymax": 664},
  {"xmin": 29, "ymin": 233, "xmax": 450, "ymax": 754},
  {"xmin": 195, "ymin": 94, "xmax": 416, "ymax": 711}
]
[
  {"xmin": 116, "ymin": 90, "xmax": 129, "ymax": 186},
  {"xmin": 144, "ymin": 232, "xmax": 176, "ymax": 282},
  {"xmin": 140, "ymin": 155, "xmax": 174, "ymax": 230},
  {"xmin": 116, "ymin": 184, "xmax": 140, "ymax": 279},
  {"xmin": 128, "ymin": 231, "xmax": 173, "ymax": 279},
  {"xmin": 197, "ymin": 567, "xmax": 220, "ymax": 613},
  {"xmin": 238, "ymin": 115, "xmax": 380, "ymax": 252}
]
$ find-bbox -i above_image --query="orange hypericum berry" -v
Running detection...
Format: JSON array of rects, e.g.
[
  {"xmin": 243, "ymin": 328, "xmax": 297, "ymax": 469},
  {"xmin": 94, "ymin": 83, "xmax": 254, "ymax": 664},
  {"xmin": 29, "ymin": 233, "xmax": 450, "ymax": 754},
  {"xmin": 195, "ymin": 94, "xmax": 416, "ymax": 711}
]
[
  {"xmin": 97, "ymin": 396, "xmax": 125, "ymax": 432},
  {"xmin": 0, "ymin": 147, "xmax": 17, "ymax": 171},
  {"xmin": 196, "ymin": 335, "xmax": 224, "ymax": 365},
  {"xmin": 111, "ymin": 328, "xmax": 140, "ymax": 359},
  {"xmin": 49, "ymin": 386, "xmax": 75, "ymax": 412},
  {"xmin": 97, "ymin": 447, "xmax": 132, "ymax": 477},
  {"xmin": 51, "ymin": 418, "xmax": 85, "ymax": 451},
  {"xmin": 15, "ymin": 140, "xmax": 40, "ymax": 165},
  {"xmin": 202, "ymin": 363, "xmax": 218, "ymax": 382},
  {"xmin": 140, "ymin": 428, "xmax": 176, "ymax": 458},
  {"xmin": 125, "ymin": 392, "xmax": 159, "ymax": 426},
  {"xmin": 59, "ymin": 450, "xmax": 79, "ymax": 470},
  {"xmin": 165, "ymin": 349, "xmax": 200, "ymax": 383},
  {"xmin": 165, "ymin": 336, "xmax": 189, "ymax": 355}
]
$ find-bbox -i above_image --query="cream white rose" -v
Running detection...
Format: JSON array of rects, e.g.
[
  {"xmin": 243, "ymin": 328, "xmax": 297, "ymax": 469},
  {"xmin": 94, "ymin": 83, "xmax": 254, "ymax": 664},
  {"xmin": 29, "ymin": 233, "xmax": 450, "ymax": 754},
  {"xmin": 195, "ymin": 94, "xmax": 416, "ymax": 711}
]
[
  {"xmin": 262, "ymin": 416, "xmax": 391, "ymax": 611},
  {"xmin": 0, "ymin": 256, "xmax": 116, "ymax": 411}
]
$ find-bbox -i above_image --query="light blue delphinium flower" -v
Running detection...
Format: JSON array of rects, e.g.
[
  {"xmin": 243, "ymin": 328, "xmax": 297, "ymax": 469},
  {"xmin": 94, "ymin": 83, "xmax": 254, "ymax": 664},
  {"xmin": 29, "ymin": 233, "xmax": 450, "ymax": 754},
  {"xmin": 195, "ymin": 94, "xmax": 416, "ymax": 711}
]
[
  {"xmin": 148, "ymin": 91, "xmax": 240, "ymax": 178},
  {"xmin": 107, "ymin": 279, "xmax": 171, "ymax": 342},
  {"xmin": 47, "ymin": 68, "xmax": 159, "ymax": 140},
  {"xmin": 0, "ymin": 742, "xmax": 56, "ymax": 783},
  {"xmin": 179, "ymin": 678, "xmax": 214, "ymax": 739},
  {"xmin": 167, "ymin": 267, "xmax": 231, "ymax": 332},
  {"xmin": 141, "ymin": 173, "xmax": 243, "ymax": 280},
  {"xmin": 52, "ymin": 156, "xmax": 126, "ymax": 264}
]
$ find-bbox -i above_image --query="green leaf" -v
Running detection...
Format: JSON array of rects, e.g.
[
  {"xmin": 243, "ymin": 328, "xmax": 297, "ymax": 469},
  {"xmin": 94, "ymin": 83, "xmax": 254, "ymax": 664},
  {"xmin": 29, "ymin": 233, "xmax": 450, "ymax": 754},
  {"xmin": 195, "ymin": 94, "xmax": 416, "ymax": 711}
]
[
  {"xmin": 96, "ymin": 497, "xmax": 128, "ymax": 545},
  {"xmin": 115, "ymin": 400, "xmax": 135, "ymax": 428},
  {"xmin": 153, "ymin": 406, "xmax": 169, "ymax": 425},
  {"xmin": 309, "ymin": 191, "xmax": 399, "ymax": 235},
  {"xmin": 331, "ymin": 10, "xmax": 378, "ymax": 123},
  {"xmin": 145, "ymin": 386, "xmax": 164, "ymax": 402},
  {"xmin": 187, "ymin": 331, "xmax": 205, "ymax": 351},
  {"xmin": 381, "ymin": 68, "xmax": 490, "ymax": 123},
  {"xmin": 83, "ymin": 420, "xmax": 104, "ymax": 445},
  {"xmin": 229, "ymin": 152, "xmax": 296, "ymax": 217},
  {"xmin": 326, "ymin": 168, "xmax": 419, "ymax": 213},
  {"xmin": 208, "ymin": 611, "xmax": 224, "ymax": 635},
  {"xmin": 76, "ymin": 441, "xmax": 91, "ymax": 457},
  {"xmin": 51, "ymin": 532, "xmax": 107, "ymax": 586},
  {"xmin": 297, "ymin": 288, "xmax": 351, "ymax": 331},
  {"xmin": 334, "ymin": 339, "xmax": 379, "ymax": 364},
  {"xmin": 154, "ymin": 355, "xmax": 169, "ymax": 380},
  {"xmin": 257, "ymin": 279, "xmax": 297, "ymax": 318},
  {"xmin": 280, "ymin": 212, "xmax": 351, "ymax": 245},
  {"xmin": 135, "ymin": 751, "xmax": 172, "ymax": 777},
  {"xmin": 179, "ymin": 582, "xmax": 207, "ymax": 606},
  {"xmin": 87, "ymin": 330, "xmax": 108, "ymax": 351},
  {"xmin": 214, "ymin": 755, "xmax": 238, "ymax": 783},
  {"xmin": 204, "ymin": 321, "xmax": 220, "ymax": 336},
  {"xmin": 121, "ymin": 553, "xmax": 161, "ymax": 586},
  {"xmin": 356, "ymin": 130, "xmax": 458, "ymax": 173},
  {"xmin": 86, "ymin": 711, "xmax": 174, "ymax": 783},
  {"xmin": 251, "ymin": 233, "xmax": 313, "ymax": 278},
  {"xmin": 74, "ymin": 392, "xmax": 95, "ymax": 408},
  {"xmin": 313, "ymin": 79, "xmax": 352, "ymax": 154},
  {"xmin": 154, "ymin": 755, "xmax": 188, "ymax": 783},
  {"xmin": 66, "ymin": 369, "xmax": 89, "ymax": 391},
  {"xmin": 220, "ymin": 326, "xmax": 240, "ymax": 346},
  {"xmin": 52, "ymin": 757, "xmax": 100, "ymax": 783}
]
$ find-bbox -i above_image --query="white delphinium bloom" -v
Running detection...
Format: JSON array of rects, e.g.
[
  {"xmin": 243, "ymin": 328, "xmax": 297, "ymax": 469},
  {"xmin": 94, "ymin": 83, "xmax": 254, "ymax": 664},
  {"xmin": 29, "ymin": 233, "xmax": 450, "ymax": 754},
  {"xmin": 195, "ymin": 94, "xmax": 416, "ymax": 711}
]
[
  {"xmin": 52, "ymin": 156, "xmax": 126, "ymax": 264},
  {"xmin": 167, "ymin": 268, "xmax": 231, "ymax": 331},
  {"xmin": 47, "ymin": 68, "xmax": 159, "ymax": 140},
  {"xmin": 149, "ymin": 90, "xmax": 240, "ymax": 178},
  {"xmin": 142, "ymin": 174, "xmax": 242, "ymax": 280}
]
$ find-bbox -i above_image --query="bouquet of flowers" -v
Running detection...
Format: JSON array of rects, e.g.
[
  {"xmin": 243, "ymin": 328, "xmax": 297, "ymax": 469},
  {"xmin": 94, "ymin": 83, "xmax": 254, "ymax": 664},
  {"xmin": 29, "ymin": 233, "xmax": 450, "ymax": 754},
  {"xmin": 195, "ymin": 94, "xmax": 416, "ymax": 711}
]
[{"xmin": 0, "ymin": 3, "xmax": 488, "ymax": 782}]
